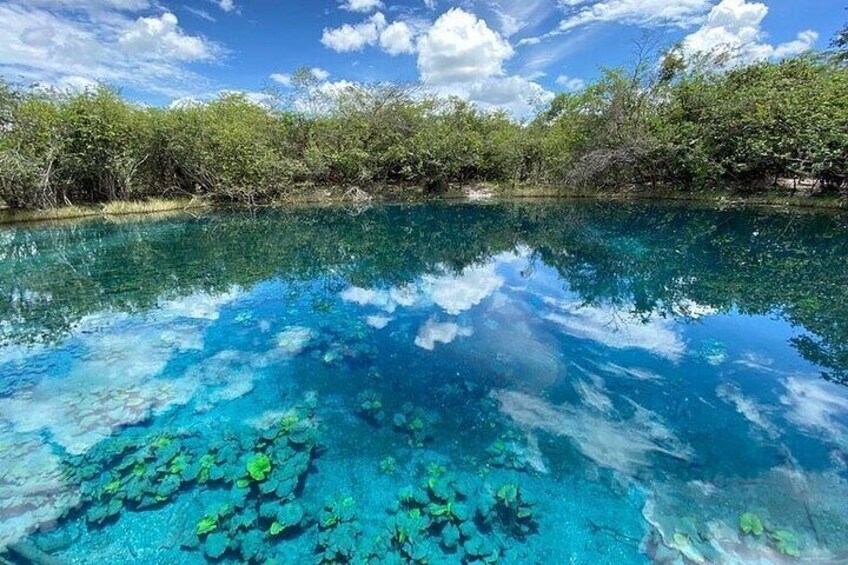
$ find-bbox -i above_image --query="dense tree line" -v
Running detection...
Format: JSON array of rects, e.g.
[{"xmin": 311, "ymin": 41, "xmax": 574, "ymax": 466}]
[{"xmin": 0, "ymin": 46, "xmax": 846, "ymax": 210}]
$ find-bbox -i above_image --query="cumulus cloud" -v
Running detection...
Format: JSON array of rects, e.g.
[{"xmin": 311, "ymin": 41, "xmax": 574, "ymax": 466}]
[
  {"xmin": 322, "ymin": 12, "xmax": 420, "ymax": 56},
  {"xmin": 340, "ymin": 0, "xmax": 383, "ymax": 13},
  {"xmin": 414, "ymin": 317, "xmax": 473, "ymax": 350},
  {"xmin": 415, "ymin": 8, "xmax": 550, "ymax": 118},
  {"xmin": 0, "ymin": 2, "xmax": 221, "ymax": 97},
  {"xmin": 341, "ymin": 263, "xmax": 505, "ymax": 318},
  {"xmin": 321, "ymin": 12, "xmax": 387, "ymax": 52},
  {"xmin": 681, "ymin": 0, "xmax": 817, "ymax": 65},
  {"xmin": 417, "ymin": 8, "xmax": 514, "ymax": 83},
  {"xmin": 380, "ymin": 21, "xmax": 416, "ymax": 55},
  {"xmin": 119, "ymin": 12, "xmax": 215, "ymax": 61}
]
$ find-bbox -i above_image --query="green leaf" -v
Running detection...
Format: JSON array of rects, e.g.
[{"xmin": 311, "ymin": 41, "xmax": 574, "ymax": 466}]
[
  {"xmin": 196, "ymin": 515, "xmax": 218, "ymax": 536},
  {"xmin": 739, "ymin": 512, "xmax": 763, "ymax": 536},
  {"xmin": 771, "ymin": 530, "xmax": 800, "ymax": 557},
  {"xmin": 246, "ymin": 453, "xmax": 272, "ymax": 481}
]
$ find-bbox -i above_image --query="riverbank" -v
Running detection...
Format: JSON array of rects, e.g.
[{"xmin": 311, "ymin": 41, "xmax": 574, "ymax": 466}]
[{"xmin": 1, "ymin": 185, "xmax": 845, "ymax": 226}]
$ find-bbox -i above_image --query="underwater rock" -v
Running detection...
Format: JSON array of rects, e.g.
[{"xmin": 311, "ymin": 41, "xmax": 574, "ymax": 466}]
[
  {"xmin": 356, "ymin": 390, "xmax": 385, "ymax": 425},
  {"xmin": 0, "ymin": 425, "xmax": 80, "ymax": 551}
]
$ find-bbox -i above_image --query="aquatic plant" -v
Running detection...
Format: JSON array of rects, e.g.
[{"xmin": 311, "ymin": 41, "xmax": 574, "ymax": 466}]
[
  {"xmin": 379, "ymin": 456, "xmax": 398, "ymax": 476},
  {"xmin": 203, "ymin": 532, "xmax": 230, "ymax": 559},
  {"xmin": 770, "ymin": 529, "xmax": 801, "ymax": 557},
  {"xmin": 392, "ymin": 403, "xmax": 434, "ymax": 447},
  {"xmin": 63, "ymin": 399, "xmax": 322, "ymax": 562},
  {"xmin": 316, "ymin": 496, "xmax": 361, "ymax": 563},
  {"xmin": 246, "ymin": 453, "xmax": 272, "ymax": 481},
  {"xmin": 489, "ymin": 482, "xmax": 538, "ymax": 539},
  {"xmin": 356, "ymin": 390, "xmax": 386, "ymax": 425},
  {"xmin": 380, "ymin": 464, "xmax": 538, "ymax": 563},
  {"xmin": 485, "ymin": 432, "xmax": 536, "ymax": 473},
  {"xmin": 739, "ymin": 512, "xmax": 764, "ymax": 536}
]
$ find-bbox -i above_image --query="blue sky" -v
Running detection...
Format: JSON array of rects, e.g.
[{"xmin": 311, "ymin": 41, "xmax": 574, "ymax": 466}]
[{"xmin": 0, "ymin": 0, "xmax": 843, "ymax": 116}]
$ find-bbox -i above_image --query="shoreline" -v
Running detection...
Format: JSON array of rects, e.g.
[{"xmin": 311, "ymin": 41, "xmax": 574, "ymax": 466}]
[{"xmin": 1, "ymin": 186, "xmax": 845, "ymax": 226}]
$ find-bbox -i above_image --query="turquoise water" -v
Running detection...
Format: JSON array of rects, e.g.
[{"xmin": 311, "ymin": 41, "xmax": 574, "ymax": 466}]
[{"xmin": 1, "ymin": 201, "xmax": 848, "ymax": 564}]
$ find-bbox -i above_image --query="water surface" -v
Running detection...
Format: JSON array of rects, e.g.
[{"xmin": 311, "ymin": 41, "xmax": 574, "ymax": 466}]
[{"xmin": 1, "ymin": 202, "xmax": 848, "ymax": 564}]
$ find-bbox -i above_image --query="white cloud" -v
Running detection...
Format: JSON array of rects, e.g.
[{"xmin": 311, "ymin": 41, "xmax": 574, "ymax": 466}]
[
  {"xmin": 492, "ymin": 388, "xmax": 693, "ymax": 476},
  {"xmin": 681, "ymin": 0, "xmax": 817, "ymax": 65},
  {"xmin": 414, "ymin": 8, "xmax": 551, "ymax": 118},
  {"xmin": 0, "ymin": 2, "xmax": 221, "ymax": 98},
  {"xmin": 781, "ymin": 377, "xmax": 848, "ymax": 447},
  {"xmin": 555, "ymin": 74, "xmax": 585, "ymax": 91},
  {"xmin": 214, "ymin": 0, "xmax": 236, "ymax": 13},
  {"xmin": 422, "ymin": 263, "xmax": 505, "ymax": 315},
  {"xmin": 557, "ymin": 0, "xmax": 712, "ymax": 32},
  {"xmin": 543, "ymin": 296, "xmax": 687, "ymax": 361},
  {"xmin": 414, "ymin": 317, "xmax": 473, "ymax": 350},
  {"xmin": 417, "ymin": 8, "xmax": 513, "ymax": 84},
  {"xmin": 380, "ymin": 21, "xmax": 416, "ymax": 55},
  {"xmin": 321, "ymin": 12, "xmax": 387, "ymax": 52},
  {"xmin": 340, "ymin": 0, "xmax": 383, "ymax": 13},
  {"xmin": 119, "ymin": 12, "xmax": 214, "ymax": 61},
  {"xmin": 322, "ymin": 12, "xmax": 419, "ymax": 56},
  {"xmin": 270, "ymin": 72, "xmax": 292, "ymax": 87},
  {"xmin": 491, "ymin": 0, "xmax": 556, "ymax": 37},
  {"xmin": 269, "ymin": 67, "xmax": 330, "ymax": 88},
  {"xmin": 311, "ymin": 67, "xmax": 331, "ymax": 81}
]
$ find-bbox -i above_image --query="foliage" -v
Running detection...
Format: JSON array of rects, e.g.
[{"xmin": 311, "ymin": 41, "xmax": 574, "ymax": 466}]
[
  {"xmin": 392, "ymin": 402, "xmax": 434, "ymax": 447},
  {"xmin": 2, "ymin": 46, "xmax": 846, "ymax": 211},
  {"xmin": 64, "ymin": 399, "xmax": 321, "ymax": 563},
  {"xmin": 739, "ymin": 512, "xmax": 764, "ymax": 536}
]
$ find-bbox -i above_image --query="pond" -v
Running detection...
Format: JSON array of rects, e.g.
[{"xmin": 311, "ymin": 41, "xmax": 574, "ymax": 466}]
[{"xmin": 1, "ymin": 201, "xmax": 847, "ymax": 564}]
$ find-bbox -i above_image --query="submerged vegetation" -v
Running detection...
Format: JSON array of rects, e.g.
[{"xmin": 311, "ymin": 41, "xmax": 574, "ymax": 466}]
[{"xmin": 1, "ymin": 41, "xmax": 847, "ymax": 211}]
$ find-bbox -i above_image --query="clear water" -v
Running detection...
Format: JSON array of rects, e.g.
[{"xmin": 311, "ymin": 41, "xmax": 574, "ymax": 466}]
[{"xmin": 1, "ymin": 201, "xmax": 847, "ymax": 564}]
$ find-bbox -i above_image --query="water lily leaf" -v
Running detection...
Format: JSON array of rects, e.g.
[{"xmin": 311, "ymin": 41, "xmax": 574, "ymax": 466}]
[
  {"xmin": 204, "ymin": 532, "xmax": 229, "ymax": 559},
  {"xmin": 739, "ymin": 512, "xmax": 764, "ymax": 536},
  {"xmin": 246, "ymin": 453, "xmax": 271, "ymax": 481}
]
